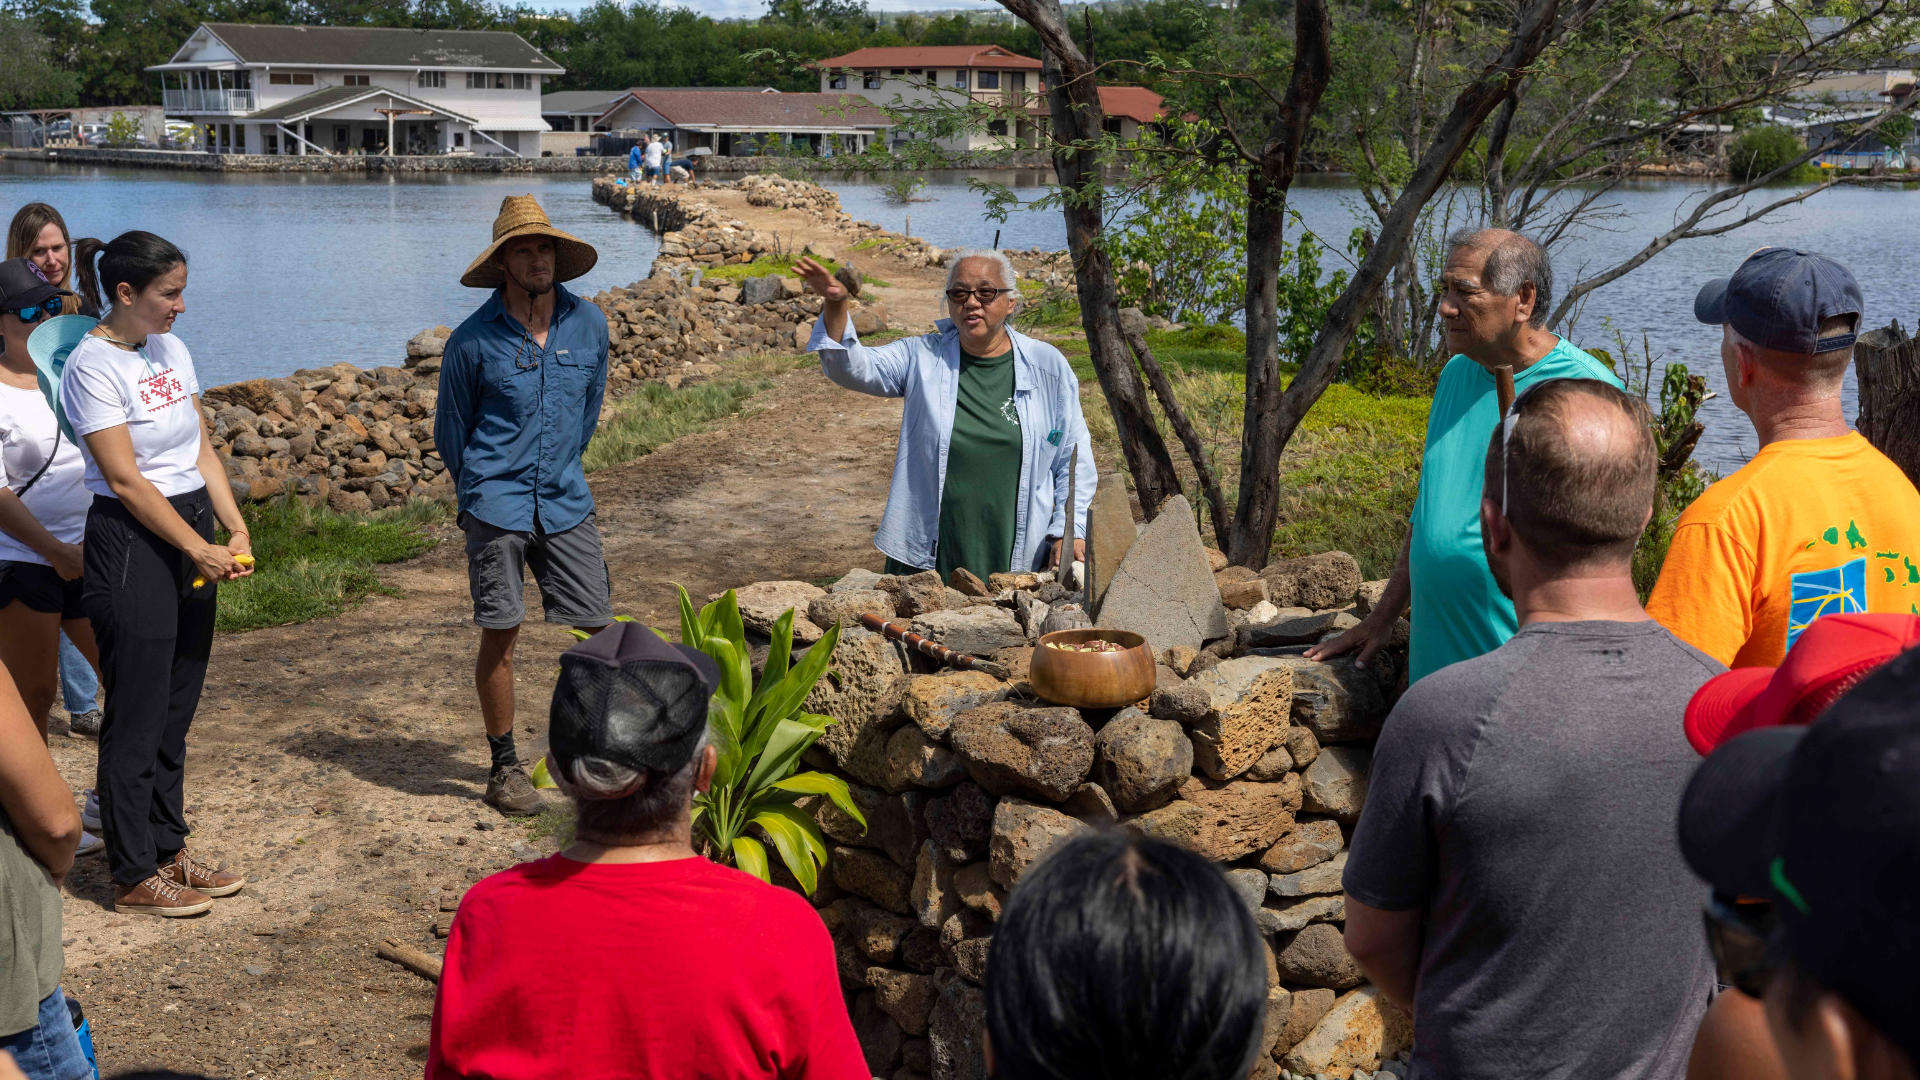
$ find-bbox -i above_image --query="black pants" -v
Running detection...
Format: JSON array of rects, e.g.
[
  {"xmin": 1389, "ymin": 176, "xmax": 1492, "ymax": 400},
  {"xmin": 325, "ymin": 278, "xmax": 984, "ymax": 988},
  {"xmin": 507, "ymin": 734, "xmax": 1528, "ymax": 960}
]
[{"xmin": 81, "ymin": 489, "xmax": 218, "ymax": 888}]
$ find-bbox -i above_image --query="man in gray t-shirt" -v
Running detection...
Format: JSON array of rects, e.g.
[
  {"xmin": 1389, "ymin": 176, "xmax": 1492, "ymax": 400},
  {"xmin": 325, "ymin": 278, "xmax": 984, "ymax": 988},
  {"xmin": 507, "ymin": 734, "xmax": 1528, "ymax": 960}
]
[{"xmin": 1342, "ymin": 378, "xmax": 1722, "ymax": 1080}]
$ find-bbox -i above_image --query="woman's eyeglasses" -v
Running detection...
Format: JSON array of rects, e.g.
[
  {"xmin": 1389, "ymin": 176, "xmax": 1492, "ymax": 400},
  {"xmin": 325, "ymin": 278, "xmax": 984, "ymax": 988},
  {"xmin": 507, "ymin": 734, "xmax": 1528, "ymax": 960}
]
[
  {"xmin": 4, "ymin": 295, "xmax": 66, "ymax": 324},
  {"xmin": 945, "ymin": 287, "xmax": 1011, "ymax": 305},
  {"xmin": 1703, "ymin": 893, "xmax": 1783, "ymax": 999}
]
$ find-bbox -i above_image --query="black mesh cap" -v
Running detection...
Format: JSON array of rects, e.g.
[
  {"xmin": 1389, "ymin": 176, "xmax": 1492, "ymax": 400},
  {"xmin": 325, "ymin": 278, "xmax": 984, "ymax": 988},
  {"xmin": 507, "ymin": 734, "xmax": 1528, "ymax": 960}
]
[{"xmin": 548, "ymin": 621, "xmax": 719, "ymax": 776}]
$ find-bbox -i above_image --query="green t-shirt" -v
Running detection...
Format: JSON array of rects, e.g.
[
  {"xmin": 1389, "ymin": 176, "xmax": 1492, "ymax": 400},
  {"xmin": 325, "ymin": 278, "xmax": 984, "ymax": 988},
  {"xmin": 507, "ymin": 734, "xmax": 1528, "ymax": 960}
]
[
  {"xmin": 933, "ymin": 348, "xmax": 1023, "ymax": 580},
  {"xmin": 1406, "ymin": 338, "xmax": 1623, "ymax": 683},
  {"xmin": 0, "ymin": 809, "xmax": 62, "ymax": 1038}
]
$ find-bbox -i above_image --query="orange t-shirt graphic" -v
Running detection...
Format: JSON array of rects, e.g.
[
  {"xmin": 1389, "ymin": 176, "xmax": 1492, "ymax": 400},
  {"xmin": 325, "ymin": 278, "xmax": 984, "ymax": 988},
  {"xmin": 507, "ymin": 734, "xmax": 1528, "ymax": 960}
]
[{"xmin": 1648, "ymin": 432, "xmax": 1920, "ymax": 668}]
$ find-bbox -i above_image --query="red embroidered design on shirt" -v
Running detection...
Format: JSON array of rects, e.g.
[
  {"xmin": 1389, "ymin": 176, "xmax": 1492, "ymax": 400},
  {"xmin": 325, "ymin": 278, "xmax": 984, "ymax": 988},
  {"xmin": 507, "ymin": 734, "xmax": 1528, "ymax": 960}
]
[{"xmin": 138, "ymin": 368, "xmax": 189, "ymax": 413}]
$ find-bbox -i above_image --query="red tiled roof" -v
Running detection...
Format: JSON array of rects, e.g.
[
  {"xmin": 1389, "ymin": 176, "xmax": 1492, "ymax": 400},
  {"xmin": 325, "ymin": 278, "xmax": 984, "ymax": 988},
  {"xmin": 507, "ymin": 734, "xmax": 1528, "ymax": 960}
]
[
  {"xmin": 599, "ymin": 90, "xmax": 892, "ymax": 130},
  {"xmin": 1029, "ymin": 86, "xmax": 1167, "ymax": 124},
  {"xmin": 814, "ymin": 45, "xmax": 1043, "ymax": 71}
]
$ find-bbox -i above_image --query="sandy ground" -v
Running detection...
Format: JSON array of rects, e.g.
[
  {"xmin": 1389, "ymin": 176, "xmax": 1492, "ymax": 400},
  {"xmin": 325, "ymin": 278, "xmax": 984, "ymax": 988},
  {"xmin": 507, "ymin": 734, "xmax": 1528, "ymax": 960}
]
[{"xmin": 40, "ymin": 184, "xmax": 998, "ymax": 1078}]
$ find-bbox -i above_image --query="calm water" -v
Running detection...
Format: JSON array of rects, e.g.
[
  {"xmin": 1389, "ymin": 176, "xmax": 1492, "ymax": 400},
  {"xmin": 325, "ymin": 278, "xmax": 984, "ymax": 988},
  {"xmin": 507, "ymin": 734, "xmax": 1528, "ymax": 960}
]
[{"xmin": 7, "ymin": 161, "xmax": 1915, "ymax": 475}]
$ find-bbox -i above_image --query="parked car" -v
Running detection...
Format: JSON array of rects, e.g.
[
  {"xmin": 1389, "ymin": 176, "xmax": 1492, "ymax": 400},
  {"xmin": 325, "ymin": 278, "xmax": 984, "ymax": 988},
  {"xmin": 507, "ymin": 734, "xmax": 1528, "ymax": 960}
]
[{"xmin": 78, "ymin": 123, "xmax": 108, "ymax": 146}]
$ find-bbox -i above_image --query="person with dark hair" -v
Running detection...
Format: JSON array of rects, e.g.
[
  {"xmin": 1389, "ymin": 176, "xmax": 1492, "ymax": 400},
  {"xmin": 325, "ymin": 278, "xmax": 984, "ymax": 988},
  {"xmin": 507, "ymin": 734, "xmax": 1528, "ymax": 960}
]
[
  {"xmin": 1310, "ymin": 228, "xmax": 1621, "ymax": 684},
  {"xmin": 0, "ymin": 259, "xmax": 102, "ymax": 861},
  {"xmin": 425, "ymin": 621, "xmax": 866, "ymax": 1080},
  {"xmin": 1678, "ymin": 640, "xmax": 1920, "ymax": 1080},
  {"xmin": 1343, "ymin": 379, "xmax": 1720, "ymax": 1079},
  {"xmin": 1649, "ymin": 249, "xmax": 1920, "ymax": 669},
  {"xmin": 435, "ymin": 195, "xmax": 612, "ymax": 817},
  {"xmin": 58, "ymin": 231, "xmax": 250, "ymax": 917},
  {"xmin": 985, "ymin": 831, "xmax": 1269, "ymax": 1080},
  {"xmin": 0, "ymin": 660, "xmax": 89, "ymax": 1080}
]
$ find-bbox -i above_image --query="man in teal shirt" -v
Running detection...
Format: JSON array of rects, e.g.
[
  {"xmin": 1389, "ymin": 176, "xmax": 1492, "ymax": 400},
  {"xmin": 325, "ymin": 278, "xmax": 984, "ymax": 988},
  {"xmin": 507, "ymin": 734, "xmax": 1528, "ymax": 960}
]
[{"xmin": 1309, "ymin": 229, "xmax": 1622, "ymax": 683}]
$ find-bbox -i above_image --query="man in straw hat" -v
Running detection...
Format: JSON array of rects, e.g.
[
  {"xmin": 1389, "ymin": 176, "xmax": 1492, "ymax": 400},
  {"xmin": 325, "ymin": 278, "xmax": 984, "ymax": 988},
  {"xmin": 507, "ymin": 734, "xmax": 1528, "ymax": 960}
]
[{"xmin": 435, "ymin": 194, "xmax": 612, "ymax": 816}]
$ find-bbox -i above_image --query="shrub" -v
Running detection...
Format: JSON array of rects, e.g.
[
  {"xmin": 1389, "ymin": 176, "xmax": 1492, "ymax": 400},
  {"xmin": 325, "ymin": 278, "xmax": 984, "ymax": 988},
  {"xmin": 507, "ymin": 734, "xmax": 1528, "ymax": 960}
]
[{"xmin": 1728, "ymin": 126, "xmax": 1810, "ymax": 182}]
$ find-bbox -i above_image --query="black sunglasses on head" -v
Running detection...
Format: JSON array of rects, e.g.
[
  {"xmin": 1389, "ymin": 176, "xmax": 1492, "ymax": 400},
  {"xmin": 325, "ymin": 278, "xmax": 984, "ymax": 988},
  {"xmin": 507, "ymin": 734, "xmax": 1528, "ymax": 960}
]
[
  {"xmin": 4, "ymin": 294, "xmax": 66, "ymax": 324},
  {"xmin": 1703, "ymin": 893, "xmax": 1784, "ymax": 998}
]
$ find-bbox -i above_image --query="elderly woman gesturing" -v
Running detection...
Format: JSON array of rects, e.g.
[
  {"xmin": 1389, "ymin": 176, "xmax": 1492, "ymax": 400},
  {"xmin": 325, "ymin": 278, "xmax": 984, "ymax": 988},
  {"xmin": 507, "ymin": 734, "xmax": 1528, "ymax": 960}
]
[{"xmin": 796, "ymin": 250, "xmax": 1096, "ymax": 583}]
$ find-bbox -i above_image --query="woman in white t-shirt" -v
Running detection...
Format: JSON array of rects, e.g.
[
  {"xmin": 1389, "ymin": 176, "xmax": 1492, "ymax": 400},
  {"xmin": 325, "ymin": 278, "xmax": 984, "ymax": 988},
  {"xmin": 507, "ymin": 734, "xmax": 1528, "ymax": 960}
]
[
  {"xmin": 62, "ymin": 232, "xmax": 251, "ymax": 919},
  {"xmin": 0, "ymin": 257, "xmax": 107, "ymax": 865}
]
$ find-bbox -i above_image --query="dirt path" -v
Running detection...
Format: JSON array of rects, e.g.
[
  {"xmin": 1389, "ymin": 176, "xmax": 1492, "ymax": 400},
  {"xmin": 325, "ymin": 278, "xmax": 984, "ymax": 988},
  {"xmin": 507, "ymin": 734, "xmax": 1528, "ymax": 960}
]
[{"xmin": 47, "ymin": 361, "xmax": 906, "ymax": 1078}]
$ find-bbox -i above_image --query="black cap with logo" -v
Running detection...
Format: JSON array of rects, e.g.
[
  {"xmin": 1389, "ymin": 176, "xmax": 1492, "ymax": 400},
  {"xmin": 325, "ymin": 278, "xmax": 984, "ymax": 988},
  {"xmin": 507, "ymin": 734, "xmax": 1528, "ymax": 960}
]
[
  {"xmin": 1693, "ymin": 247, "xmax": 1863, "ymax": 355},
  {"xmin": 0, "ymin": 258, "xmax": 60, "ymax": 315},
  {"xmin": 548, "ymin": 621, "xmax": 719, "ymax": 780},
  {"xmin": 1678, "ymin": 645, "xmax": 1920, "ymax": 1058}
]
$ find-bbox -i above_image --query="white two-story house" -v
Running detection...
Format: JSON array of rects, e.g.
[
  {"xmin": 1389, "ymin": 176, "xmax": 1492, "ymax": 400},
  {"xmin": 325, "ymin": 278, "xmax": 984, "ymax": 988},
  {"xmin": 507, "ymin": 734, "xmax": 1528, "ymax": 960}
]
[
  {"xmin": 814, "ymin": 45, "xmax": 1045, "ymax": 152},
  {"xmin": 149, "ymin": 23, "xmax": 562, "ymax": 157}
]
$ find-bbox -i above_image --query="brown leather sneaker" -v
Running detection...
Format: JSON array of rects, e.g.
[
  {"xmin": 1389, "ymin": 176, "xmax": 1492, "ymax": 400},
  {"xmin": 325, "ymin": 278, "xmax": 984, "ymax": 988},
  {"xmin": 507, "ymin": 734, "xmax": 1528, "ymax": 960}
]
[
  {"xmin": 114, "ymin": 874, "xmax": 213, "ymax": 917},
  {"xmin": 485, "ymin": 764, "xmax": 546, "ymax": 816},
  {"xmin": 158, "ymin": 850, "xmax": 246, "ymax": 897}
]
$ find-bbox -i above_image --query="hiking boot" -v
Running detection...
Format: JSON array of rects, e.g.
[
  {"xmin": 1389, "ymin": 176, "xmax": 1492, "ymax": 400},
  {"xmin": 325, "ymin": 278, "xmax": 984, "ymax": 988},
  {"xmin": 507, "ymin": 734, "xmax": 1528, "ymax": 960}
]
[
  {"xmin": 114, "ymin": 874, "xmax": 213, "ymax": 917},
  {"xmin": 69, "ymin": 710, "xmax": 102, "ymax": 738},
  {"xmin": 158, "ymin": 849, "xmax": 245, "ymax": 897},
  {"xmin": 485, "ymin": 765, "xmax": 545, "ymax": 816}
]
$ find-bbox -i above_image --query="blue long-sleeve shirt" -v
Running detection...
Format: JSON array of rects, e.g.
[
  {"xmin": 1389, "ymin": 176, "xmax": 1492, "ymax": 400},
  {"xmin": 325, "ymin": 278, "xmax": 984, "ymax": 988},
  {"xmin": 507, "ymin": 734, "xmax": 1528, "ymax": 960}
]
[
  {"xmin": 434, "ymin": 285, "xmax": 609, "ymax": 533},
  {"xmin": 628, "ymin": 145, "xmax": 644, "ymax": 171}
]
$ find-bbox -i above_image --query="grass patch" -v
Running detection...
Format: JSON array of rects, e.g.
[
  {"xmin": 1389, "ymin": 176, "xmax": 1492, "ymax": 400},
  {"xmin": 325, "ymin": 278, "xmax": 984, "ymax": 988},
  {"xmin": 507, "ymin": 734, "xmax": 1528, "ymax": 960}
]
[
  {"xmin": 1056, "ymin": 330, "xmax": 1427, "ymax": 577},
  {"xmin": 700, "ymin": 254, "xmax": 890, "ymax": 289},
  {"xmin": 216, "ymin": 497, "xmax": 448, "ymax": 632},
  {"xmin": 584, "ymin": 354, "xmax": 804, "ymax": 473},
  {"xmin": 525, "ymin": 806, "xmax": 575, "ymax": 845}
]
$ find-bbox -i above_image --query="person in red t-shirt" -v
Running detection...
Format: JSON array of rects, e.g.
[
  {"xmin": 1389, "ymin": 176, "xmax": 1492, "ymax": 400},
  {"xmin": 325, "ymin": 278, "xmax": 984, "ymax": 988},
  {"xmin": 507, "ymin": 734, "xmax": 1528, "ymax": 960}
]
[{"xmin": 425, "ymin": 622, "xmax": 869, "ymax": 1080}]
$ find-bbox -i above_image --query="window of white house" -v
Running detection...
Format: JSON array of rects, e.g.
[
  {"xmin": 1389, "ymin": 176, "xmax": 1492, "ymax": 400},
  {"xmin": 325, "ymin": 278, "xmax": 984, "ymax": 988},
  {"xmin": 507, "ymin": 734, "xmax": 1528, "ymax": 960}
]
[
  {"xmin": 418, "ymin": 71, "xmax": 445, "ymax": 88},
  {"xmin": 465, "ymin": 73, "xmax": 530, "ymax": 89},
  {"xmin": 976, "ymin": 71, "xmax": 1000, "ymax": 89},
  {"xmin": 268, "ymin": 73, "xmax": 315, "ymax": 86},
  {"xmin": 891, "ymin": 68, "xmax": 906, "ymax": 75},
  {"xmin": 829, "ymin": 73, "xmax": 846, "ymax": 89},
  {"xmin": 951, "ymin": 70, "xmax": 966, "ymax": 88},
  {"xmin": 513, "ymin": 73, "xmax": 530, "ymax": 89},
  {"xmin": 343, "ymin": 74, "xmax": 370, "ymax": 86},
  {"xmin": 454, "ymin": 132, "xmax": 465, "ymax": 146},
  {"xmin": 863, "ymin": 71, "xmax": 882, "ymax": 89}
]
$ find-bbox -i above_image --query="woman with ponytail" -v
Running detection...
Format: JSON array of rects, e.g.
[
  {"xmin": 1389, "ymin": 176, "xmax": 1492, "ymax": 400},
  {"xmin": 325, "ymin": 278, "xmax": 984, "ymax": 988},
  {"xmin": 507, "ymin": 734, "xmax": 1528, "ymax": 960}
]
[
  {"xmin": 59, "ymin": 231, "xmax": 250, "ymax": 917},
  {"xmin": 7, "ymin": 204, "xmax": 100, "ymax": 318}
]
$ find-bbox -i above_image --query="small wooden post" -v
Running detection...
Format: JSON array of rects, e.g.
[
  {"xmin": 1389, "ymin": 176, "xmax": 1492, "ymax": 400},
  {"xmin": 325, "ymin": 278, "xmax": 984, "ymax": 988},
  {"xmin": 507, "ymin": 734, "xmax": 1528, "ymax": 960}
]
[
  {"xmin": 1856, "ymin": 321, "xmax": 1920, "ymax": 488},
  {"xmin": 1494, "ymin": 365, "xmax": 1517, "ymax": 417},
  {"xmin": 993, "ymin": 228, "xmax": 1001, "ymax": 250},
  {"xmin": 1064, "ymin": 445, "xmax": 1078, "ymax": 592},
  {"xmin": 651, "ymin": 209, "xmax": 659, "ymax": 233},
  {"xmin": 905, "ymin": 214, "xmax": 911, "ymax": 239}
]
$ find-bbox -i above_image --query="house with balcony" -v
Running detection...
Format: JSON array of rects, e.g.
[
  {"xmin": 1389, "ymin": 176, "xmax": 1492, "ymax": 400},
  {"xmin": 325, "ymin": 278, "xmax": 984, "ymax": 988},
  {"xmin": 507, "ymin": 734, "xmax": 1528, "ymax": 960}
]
[
  {"xmin": 149, "ymin": 23, "xmax": 562, "ymax": 156},
  {"xmin": 594, "ymin": 89, "xmax": 892, "ymax": 156},
  {"xmin": 813, "ymin": 45, "xmax": 1168, "ymax": 152},
  {"xmin": 814, "ymin": 45, "xmax": 1043, "ymax": 152}
]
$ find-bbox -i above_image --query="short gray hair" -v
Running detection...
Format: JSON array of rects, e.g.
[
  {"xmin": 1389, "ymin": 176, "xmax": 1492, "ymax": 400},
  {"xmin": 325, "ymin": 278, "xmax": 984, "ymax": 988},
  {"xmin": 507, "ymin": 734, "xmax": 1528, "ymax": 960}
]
[
  {"xmin": 1448, "ymin": 228, "xmax": 1553, "ymax": 328},
  {"xmin": 558, "ymin": 729, "xmax": 709, "ymax": 842},
  {"xmin": 946, "ymin": 248, "xmax": 1018, "ymax": 292}
]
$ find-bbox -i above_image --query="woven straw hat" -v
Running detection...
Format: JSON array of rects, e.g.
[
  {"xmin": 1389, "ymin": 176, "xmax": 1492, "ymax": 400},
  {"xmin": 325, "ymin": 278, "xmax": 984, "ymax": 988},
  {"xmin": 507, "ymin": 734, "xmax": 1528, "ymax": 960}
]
[{"xmin": 460, "ymin": 194, "xmax": 598, "ymax": 289}]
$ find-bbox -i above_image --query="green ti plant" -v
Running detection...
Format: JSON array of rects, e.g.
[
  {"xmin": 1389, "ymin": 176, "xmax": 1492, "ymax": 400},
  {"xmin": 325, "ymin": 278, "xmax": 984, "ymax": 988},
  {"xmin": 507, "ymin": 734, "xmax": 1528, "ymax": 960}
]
[{"xmin": 677, "ymin": 585, "xmax": 864, "ymax": 891}]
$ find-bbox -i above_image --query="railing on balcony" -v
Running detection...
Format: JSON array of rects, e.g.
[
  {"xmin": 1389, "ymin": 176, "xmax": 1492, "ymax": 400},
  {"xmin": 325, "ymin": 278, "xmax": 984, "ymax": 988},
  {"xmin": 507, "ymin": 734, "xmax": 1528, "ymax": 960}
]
[{"xmin": 161, "ymin": 88, "xmax": 256, "ymax": 114}]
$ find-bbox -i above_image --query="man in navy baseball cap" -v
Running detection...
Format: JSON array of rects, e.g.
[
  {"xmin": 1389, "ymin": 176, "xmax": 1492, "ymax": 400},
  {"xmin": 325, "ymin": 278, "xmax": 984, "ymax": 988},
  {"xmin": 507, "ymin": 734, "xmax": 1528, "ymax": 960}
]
[
  {"xmin": 1647, "ymin": 248, "xmax": 1920, "ymax": 673},
  {"xmin": 1679, "ymin": 643, "xmax": 1920, "ymax": 1078}
]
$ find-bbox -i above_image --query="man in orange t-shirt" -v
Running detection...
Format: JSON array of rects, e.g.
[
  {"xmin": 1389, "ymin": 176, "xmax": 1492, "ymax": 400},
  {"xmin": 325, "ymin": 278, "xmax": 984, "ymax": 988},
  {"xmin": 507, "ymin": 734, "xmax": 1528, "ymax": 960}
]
[{"xmin": 1648, "ymin": 248, "xmax": 1920, "ymax": 669}]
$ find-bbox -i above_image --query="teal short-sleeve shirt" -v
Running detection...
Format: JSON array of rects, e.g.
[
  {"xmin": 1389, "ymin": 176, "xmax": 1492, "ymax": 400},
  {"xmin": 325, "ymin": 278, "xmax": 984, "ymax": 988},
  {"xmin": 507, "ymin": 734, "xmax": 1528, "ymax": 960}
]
[{"xmin": 1407, "ymin": 338, "xmax": 1623, "ymax": 683}]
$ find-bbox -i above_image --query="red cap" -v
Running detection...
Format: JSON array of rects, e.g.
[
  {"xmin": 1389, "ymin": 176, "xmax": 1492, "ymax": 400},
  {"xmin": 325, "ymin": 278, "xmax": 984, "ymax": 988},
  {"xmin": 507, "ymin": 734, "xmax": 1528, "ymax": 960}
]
[{"xmin": 1684, "ymin": 613, "xmax": 1920, "ymax": 754}]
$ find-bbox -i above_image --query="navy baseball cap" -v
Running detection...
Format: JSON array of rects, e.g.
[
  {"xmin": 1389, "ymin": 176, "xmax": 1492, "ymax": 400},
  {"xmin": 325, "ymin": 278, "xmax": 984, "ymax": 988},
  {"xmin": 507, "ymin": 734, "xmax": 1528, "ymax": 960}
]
[
  {"xmin": 548, "ymin": 621, "xmax": 719, "ymax": 780},
  {"xmin": 1678, "ymin": 644, "xmax": 1920, "ymax": 1059},
  {"xmin": 1693, "ymin": 247, "xmax": 1862, "ymax": 355}
]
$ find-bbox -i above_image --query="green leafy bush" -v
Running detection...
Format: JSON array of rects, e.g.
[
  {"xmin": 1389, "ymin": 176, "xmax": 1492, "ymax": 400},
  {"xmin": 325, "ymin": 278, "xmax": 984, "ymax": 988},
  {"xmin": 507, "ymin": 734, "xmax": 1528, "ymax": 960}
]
[
  {"xmin": 1111, "ymin": 127, "xmax": 1248, "ymax": 325},
  {"xmin": 680, "ymin": 586, "xmax": 863, "ymax": 892},
  {"xmin": 1728, "ymin": 126, "xmax": 1812, "ymax": 181}
]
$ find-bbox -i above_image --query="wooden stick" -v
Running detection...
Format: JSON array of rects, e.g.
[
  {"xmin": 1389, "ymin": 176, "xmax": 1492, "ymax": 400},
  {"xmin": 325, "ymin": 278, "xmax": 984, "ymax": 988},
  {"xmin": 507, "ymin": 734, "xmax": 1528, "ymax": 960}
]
[
  {"xmin": 1494, "ymin": 365, "xmax": 1517, "ymax": 417},
  {"xmin": 1064, "ymin": 444, "xmax": 1078, "ymax": 592},
  {"xmin": 860, "ymin": 614, "xmax": 1011, "ymax": 679},
  {"xmin": 376, "ymin": 938, "xmax": 443, "ymax": 984}
]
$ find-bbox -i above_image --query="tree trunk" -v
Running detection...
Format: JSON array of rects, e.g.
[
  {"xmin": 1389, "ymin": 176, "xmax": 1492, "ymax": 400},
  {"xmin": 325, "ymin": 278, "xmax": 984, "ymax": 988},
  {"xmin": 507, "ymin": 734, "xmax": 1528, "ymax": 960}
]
[
  {"xmin": 1022, "ymin": 27, "xmax": 1183, "ymax": 517},
  {"xmin": 1225, "ymin": 0, "xmax": 1332, "ymax": 566},
  {"xmin": 1856, "ymin": 322, "xmax": 1920, "ymax": 489}
]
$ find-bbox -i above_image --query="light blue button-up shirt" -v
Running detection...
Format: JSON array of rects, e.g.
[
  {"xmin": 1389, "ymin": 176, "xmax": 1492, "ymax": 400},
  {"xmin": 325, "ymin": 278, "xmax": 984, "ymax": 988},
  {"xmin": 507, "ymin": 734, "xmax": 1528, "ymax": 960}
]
[
  {"xmin": 810, "ymin": 315, "xmax": 1097, "ymax": 573},
  {"xmin": 434, "ymin": 284, "xmax": 609, "ymax": 533}
]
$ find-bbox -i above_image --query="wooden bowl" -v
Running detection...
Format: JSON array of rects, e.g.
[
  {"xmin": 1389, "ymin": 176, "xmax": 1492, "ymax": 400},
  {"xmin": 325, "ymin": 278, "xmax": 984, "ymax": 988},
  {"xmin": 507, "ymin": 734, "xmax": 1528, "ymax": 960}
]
[{"xmin": 1030, "ymin": 628, "xmax": 1157, "ymax": 710}]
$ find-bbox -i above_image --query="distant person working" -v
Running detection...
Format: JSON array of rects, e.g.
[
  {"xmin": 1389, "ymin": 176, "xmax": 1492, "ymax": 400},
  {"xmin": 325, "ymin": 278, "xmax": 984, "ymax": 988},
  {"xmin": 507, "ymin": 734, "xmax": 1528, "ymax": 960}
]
[{"xmin": 1310, "ymin": 228, "xmax": 1622, "ymax": 683}]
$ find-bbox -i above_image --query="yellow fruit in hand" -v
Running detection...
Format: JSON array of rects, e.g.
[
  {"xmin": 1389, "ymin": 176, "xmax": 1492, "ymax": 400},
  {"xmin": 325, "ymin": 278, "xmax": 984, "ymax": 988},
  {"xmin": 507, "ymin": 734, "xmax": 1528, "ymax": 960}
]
[{"xmin": 194, "ymin": 553, "xmax": 256, "ymax": 588}]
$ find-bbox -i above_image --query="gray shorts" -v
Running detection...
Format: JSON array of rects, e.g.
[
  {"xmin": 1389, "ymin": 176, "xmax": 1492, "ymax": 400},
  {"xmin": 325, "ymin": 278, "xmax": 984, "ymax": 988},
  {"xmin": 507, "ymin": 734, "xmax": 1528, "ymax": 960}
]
[{"xmin": 460, "ymin": 511, "xmax": 614, "ymax": 630}]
